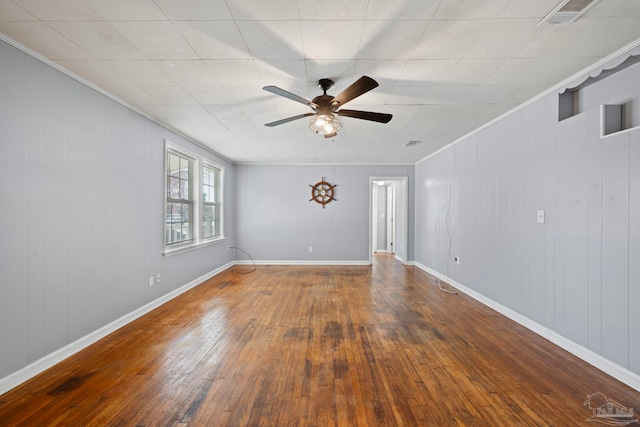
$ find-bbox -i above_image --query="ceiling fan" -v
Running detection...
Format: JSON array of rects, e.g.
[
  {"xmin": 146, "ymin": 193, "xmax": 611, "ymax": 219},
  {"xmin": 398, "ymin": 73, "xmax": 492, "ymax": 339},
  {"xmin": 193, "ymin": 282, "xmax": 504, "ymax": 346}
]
[{"xmin": 263, "ymin": 76, "xmax": 392, "ymax": 139}]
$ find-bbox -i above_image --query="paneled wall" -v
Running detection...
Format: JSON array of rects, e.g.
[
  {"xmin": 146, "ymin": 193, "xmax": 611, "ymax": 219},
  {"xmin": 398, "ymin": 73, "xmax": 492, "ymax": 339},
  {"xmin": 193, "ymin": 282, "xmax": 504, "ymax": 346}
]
[
  {"xmin": 415, "ymin": 61, "xmax": 640, "ymax": 376},
  {"xmin": 0, "ymin": 40, "xmax": 235, "ymax": 380},
  {"xmin": 235, "ymin": 165, "xmax": 414, "ymax": 262}
]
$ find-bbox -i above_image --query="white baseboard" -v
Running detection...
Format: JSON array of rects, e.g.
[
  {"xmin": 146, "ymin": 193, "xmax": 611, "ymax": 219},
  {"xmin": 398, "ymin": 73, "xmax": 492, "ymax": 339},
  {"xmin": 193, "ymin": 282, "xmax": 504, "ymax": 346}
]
[
  {"xmin": 0, "ymin": 261, "xmax": 234, "ymax": 396},
  {"xmin": 414, "ymin": 262, "xmax": 640, "ymax": 392},
  {"xmin": 235, "ymin": 260, "xmax": 370, "ymax": 266}
]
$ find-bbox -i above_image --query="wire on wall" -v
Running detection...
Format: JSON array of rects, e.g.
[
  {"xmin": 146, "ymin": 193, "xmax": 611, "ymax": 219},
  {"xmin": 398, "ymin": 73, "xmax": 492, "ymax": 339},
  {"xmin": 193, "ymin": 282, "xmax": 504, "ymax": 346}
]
[
  {"xmin": 436, "ymin": 143, "xmax": 458, "ymax": 295},
  {"xmin": 230, "ymin": 246, "xmax": 257, "ymax": 274}
]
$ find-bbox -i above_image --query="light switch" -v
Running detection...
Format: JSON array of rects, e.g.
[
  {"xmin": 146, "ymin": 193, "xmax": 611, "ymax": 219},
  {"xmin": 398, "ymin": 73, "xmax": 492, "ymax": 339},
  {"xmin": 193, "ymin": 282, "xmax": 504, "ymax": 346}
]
[{"xmin": 537, "ymin": 210, "xmax": 545, "ymax": 224}]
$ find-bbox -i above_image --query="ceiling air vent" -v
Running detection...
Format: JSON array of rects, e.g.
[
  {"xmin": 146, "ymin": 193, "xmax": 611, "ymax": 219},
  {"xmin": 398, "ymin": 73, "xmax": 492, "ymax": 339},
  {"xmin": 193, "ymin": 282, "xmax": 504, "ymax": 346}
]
[
  {"xmin": 404, "ymin": 140, "xmax": 422, "ymax": 147},
  {"xmin": 539, "ymin": 0, "xmax": 601, "ymax": 25}
]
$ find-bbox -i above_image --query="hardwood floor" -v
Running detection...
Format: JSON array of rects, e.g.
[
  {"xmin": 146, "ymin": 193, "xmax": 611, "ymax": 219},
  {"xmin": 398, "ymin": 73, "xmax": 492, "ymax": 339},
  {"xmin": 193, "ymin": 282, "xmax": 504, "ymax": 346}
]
[{"xmin": 1, "ymin": 254, "xmax": 638, "ymax": 426}]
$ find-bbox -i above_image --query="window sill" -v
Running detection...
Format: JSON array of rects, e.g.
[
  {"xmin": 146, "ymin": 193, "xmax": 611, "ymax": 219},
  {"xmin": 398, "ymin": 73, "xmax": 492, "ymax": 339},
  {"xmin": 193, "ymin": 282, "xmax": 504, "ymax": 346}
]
[{"xmin": 163, "ymin": 236, "xmax": 226, "ymax": 257}]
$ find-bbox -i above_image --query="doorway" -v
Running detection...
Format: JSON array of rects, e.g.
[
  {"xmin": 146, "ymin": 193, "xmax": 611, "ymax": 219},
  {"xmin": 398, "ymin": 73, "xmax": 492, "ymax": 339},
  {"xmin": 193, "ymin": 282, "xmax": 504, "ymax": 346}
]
[{"xmin": 369, "ymin": 177, "xmax": 408, "ymax": 265}]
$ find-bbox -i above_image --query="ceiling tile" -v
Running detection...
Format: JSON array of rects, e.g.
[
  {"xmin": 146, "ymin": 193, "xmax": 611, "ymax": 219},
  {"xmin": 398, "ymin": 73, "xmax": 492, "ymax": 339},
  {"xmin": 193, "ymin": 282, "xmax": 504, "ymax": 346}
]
[
  {"xmin": 255, "ymin": 59, "xmax": 308, "ymax": 87},
  {"xmin": 107, "ymin": 60, "xmax": 175, "ymax": 85},
  {"xmin": 298, "ymin": 0, "xmax": 368, "ymax": 20},
  {"xmin": 397, "ymin": 59, "xmax": 458, "ymax": 85},
  {"xmin": 0, "ymin": 22, "xmax": 92, "ymax": 60},
  {"xmin": 444, "ymin": 58, "xmax": 511, "ymax": 84},
  {"xmin": 48, "ymin": 22, "xmax": 145, "ymax": 59},
  {"xmin": 227, "ymin": 0, "xmax": 299, "ymax": 20},
  {"xmin": 154, "ymin": 0, "xmax": 233, "ymax": 20},
  {"xmin": 169, "ymin": 104, "xmax": 214, "ymax": 120},
  {"xmin": 583, "ymin": 0, "xmax": 640, "ymax": 17},
  {"xmin": 111, "ymin": 21, "xmax": 198, "ymax": 60},
  {"xmin": 237, "ymin": 21, "xmax": 303, "ymax": 59},
  {"xmin": 3, "ymin": 0, "xmax": 639, "ymax": 165},
  {"xmin": 353, "ymin": 60, "xmax": 406, "ymax": 85},
  {"xmin": 365, "ymin": 0, "xmax": 440, "ymax": 20},
  {"xmin": 465, "ymin": 18, "xmax": 550, "ymax": 58},
  {"xmin": 103, "ymin": 85, "xmax": 161, "ymax": 106},
  {"xmin": 300, "ymin": 21, "xmax": 364, "ymax": 60},
  {"xmin": 83, "ymin": 0, "xmax": 166, "ymax": 21},
  {"xmin": 499, "ymin": 0, "xmax": 563, "ymax": 18},
  {"xmin": 487, "ymin": 57, "xmax": 599, "ymax": 85},
  {"xmin": 141, "ymin": 85, "xmax": 198, "ymax": 105},
  {"xmin": 413, "ymin": 19, "xmax": 493, "ymax": 59},
  {"xmin": 224, "ymin": 86, "xmax": 269, "ymax": 105},
  {"xmin": 183, "ymin": 86, "xmax": 235, "ymax": 105},
  {"xmin": 154, "ymin": 60, "xmax": 220, "ymax": 86},
  {"xmin": 0, "ymin": 0, "xmax": 37, "ymax": 20},
  {"xmin": 522, "ymin": 17, "xmax": 640, "ymax": 59},
  {"xmin": 12, "ymin": 0, "xmax": 102, "ymax": 21},
  {"xmin": 56, "ymin": 60, "xmax": 132, "ymax": 86},
  {"xmin": 433, "ymin": 0, "xmax": 512, "ymax": 20},
  {"xmin": 134, "ymin": 104, "xmax": 178, "ymax": 119},
  {"xmin": 204, "ymin": 60, "xmax": 263, "ymax": 86},
  {"xmin": 386, "ymin": 85, "xmax": 436, "ymax": 105},
  {"xmin": 174, "ymin": 21, "xmax": 251, "ymax": 60},
  {"xmin": 358, "ymin": 20, "xmax": 427, "ymax": 60},
  {"xmin": 304, "ymin": 60, "xmax": 357, "ymax": 86}
]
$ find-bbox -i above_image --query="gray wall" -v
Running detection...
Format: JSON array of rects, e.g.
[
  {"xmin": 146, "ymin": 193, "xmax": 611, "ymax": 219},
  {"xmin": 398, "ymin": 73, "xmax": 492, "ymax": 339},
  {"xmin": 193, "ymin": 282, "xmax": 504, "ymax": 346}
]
[
  {"xmin": 0, "ymin": 40, "xmax": 235, "ymax": 380},
  {"xmin": 415, "ymin": 60, "xmax": 640, "ymax": 376},
  {"xmin": 236, "ymin": 165, "xmax": 414, "ymax": 262}
]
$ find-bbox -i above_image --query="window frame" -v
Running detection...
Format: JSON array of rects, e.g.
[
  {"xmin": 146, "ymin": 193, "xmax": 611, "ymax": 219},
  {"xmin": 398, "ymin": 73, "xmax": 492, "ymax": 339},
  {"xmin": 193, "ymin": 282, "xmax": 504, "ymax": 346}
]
[
  {"xmin": 164, "ymin": 141, "xmax": 225, "ymax": 255},
  {"xmin": 202, "ymin": 163, "xmax": 222, "ymax": 240}
]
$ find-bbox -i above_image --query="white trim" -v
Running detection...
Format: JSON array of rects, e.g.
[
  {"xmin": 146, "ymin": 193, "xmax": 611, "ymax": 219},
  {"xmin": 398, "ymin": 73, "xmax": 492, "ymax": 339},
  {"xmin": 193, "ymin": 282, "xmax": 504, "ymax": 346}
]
[
  {"xmin": 416, "ymin": 36, "xmax": 640, "ymax": 165},
  {"xmin": 0, "ymin": 33, "xmax": 234, "ymax": 166},
  {"xmin": 0, "ymin": 261, "xmax": 234, "ymax": 396},
  {"xmin": 413, "ymin": 262, "xmax": 640, "ymax": 392},
  {"xmin": 163, "ymin": 236, "xmax": 226, "ymax": 256},
  {"xmin": 234, "ymin": 260, "xmax": 370, "ymax": 266},
  {"xmin": 235, "ymin": 162, "xmax": 414, "ymax": 166}
]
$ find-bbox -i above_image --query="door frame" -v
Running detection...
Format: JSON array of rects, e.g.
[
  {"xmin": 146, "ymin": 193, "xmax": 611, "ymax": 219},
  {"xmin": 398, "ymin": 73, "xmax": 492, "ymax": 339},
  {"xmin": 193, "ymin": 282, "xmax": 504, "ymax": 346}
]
[{"xmin": 368, "ymin": 177, "xmax": 408, "ymax": 265}]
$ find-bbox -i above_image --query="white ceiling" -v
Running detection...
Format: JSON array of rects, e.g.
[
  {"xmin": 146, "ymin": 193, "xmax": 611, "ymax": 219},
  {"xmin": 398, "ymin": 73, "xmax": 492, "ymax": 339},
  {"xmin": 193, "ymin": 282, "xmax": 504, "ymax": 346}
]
[{"xmin": 1, "ymin": 0, "xmax": 640, "ymax": 164}]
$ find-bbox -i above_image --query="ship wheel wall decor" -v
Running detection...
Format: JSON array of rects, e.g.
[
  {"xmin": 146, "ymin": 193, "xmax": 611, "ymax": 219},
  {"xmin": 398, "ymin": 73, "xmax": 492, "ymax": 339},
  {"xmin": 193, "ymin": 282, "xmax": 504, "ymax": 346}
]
[{"xmin": 309, "ymin": 177, "xmax": 337, "ymax": 208}]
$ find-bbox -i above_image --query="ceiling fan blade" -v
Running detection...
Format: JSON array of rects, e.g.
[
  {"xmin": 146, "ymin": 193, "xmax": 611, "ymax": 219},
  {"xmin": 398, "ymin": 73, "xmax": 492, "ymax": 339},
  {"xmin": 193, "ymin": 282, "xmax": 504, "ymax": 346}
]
[
  {"xmin": 331, "ymin": 76, "xmax": 379, "ymax": 107},
  {"xmin": 263, "ymin": 86, "xmax": 312, "ymax": 107},
  {"xmin": 265, "ymin": 113, "xmax": 314, "ymax": 127},
  {"xmin": 337, "ymin": 109, "xmax": 392, "ymax": 123}
]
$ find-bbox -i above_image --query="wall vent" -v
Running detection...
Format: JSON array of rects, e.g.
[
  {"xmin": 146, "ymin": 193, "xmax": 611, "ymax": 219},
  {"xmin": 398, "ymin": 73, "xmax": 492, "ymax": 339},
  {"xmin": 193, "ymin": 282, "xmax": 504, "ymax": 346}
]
[{"xmin": 539, "ymin": 0, "xmax": 601, "ymax": 25}]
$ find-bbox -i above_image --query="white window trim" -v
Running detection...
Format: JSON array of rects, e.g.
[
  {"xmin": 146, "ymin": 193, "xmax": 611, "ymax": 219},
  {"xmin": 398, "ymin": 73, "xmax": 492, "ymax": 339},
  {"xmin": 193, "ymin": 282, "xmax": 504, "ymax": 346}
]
[
  {"xmin": 202, "ymin": 161, "xmax": 224, "ymax": 240},
  {"xmin": 164, "ymin": 140, "xmax": 225, "ymax": 256}
]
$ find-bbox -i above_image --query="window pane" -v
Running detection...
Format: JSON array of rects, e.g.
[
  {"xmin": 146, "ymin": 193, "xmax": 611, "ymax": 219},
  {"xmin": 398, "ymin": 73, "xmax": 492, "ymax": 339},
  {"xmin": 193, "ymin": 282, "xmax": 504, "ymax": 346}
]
[
  {"xmin": 168, "ymin": 177, "xmax": 180, "ymax": 199},
  {"xmin": 168, "ymin": 153, "xmax": 181, "ymax": 177},
  {"xmin": 179, "ymin": 157, "xmax": 189, "ymax": 179},
  {"xmin": 179, "ymin": 178, "xmax": 189, "ymax": 200}
]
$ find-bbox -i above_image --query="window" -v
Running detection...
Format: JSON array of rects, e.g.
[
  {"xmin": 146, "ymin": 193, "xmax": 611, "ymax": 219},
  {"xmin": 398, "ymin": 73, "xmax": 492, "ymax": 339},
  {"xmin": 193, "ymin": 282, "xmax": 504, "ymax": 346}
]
[
  {"xmin": 166, "ymin": 150, "xmax": 193, "ymax": 245},
  {"xmin": 165, "ymin": 142, "xmax": 224, "ymax": 253},
  {"xmin": 202, "ymin": 164, "xmax": 221, "ymax": 239}
]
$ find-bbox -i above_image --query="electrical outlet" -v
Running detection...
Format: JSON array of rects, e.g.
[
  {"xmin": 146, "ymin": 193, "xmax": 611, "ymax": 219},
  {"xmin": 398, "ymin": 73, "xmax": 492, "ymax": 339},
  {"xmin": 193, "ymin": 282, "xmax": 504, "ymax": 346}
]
[
  {"xmin": 148, "ymin": 276, "xmax": 154, "ymax": 287},
  {"xmin": 309, "ymin": 246, "xmax": 313, "ymax": 252},
  {"xmin": 156, "ymin": 273, "xmax": 161, "ymax": 284}
]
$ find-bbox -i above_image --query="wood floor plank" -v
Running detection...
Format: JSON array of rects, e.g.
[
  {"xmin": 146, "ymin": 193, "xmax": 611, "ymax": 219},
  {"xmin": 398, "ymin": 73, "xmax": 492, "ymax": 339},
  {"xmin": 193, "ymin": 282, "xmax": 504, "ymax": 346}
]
[{"xmin": 1, "ymin": 254, "xmax": 639, "ymax": 426}]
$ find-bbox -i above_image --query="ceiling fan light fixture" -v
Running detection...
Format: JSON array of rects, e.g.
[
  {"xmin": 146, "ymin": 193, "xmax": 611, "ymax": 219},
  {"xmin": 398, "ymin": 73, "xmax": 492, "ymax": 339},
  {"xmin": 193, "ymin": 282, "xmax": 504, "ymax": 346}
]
[{"xmin": 309, "ymin": 113, "xmax": 342, "ymax": 136}]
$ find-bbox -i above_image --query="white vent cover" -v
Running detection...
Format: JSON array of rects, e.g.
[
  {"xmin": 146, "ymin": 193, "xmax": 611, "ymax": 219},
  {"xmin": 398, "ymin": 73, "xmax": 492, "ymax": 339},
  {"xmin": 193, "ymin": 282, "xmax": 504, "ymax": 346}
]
[
  {"xmin": 404, "ymin": 140, "xmax": 422, "ymax": 147},
  {"xmin": 539, "ymin": 0, "xmax": 601, "ymax": 25}
]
